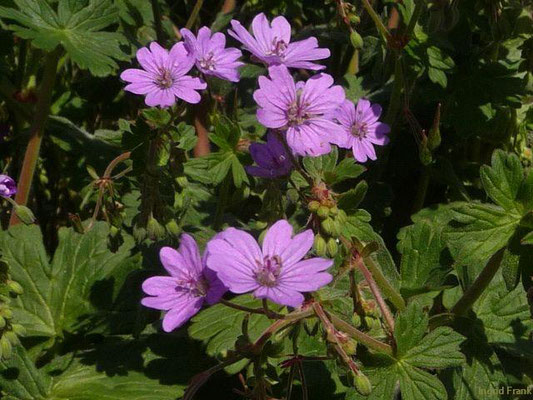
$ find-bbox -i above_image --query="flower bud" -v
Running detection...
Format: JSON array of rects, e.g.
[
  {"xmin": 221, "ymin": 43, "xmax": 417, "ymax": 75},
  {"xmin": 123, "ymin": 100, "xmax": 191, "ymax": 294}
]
[
  {"xmin": 317, "ymin": 205, "xmax": 330, "ymax": 219},
  {"xmin": 353, "ymin": 372, "xmax": 372, "ymax": 396},
  {"xmin": 1, "ymin": 336, "xmax": 12, "ymax": 358},
  {"xmin": 7, "ymin": 280, "xmax": 23, "ymax": 295},
  {"xmin": 321, "ymin": 218, "xmax": 336, "ymax": 236},
  {"xmin": 147, "ymin": 217, "xmax": 165, "ymax": 241},
  {"xmin": 351, "ymin": 314, "xmax": 362, "ymax": 327},
  {"xmin": 350, "ymin": 31, "xmax": 364, "ymax": 49},
  {"xmin": 327, "ymin": 238, "xmax": 339, "ymax": 257},
  {"xmin": 342, "ymin": 338, "xmax": 358, "ymax": 356},
  {"xmin": 314, "ymin": 235, "xmax": 327, "ymax": 257},
  {"xmin": 14, "ymin": 205, "xmax": 35, "ymax": 224},
  {"xmin": 133, "ymin": 225, "xmax": 147, "ymax": 242},
  {"xmin": 4, "ymin": 331, "xmax": 18, "ymax": 345},
  {"xmin": 308, "ymin": 200, "xmax": 320, "ymax": 212},
  {"xmin": 0, "ymin": 308, "xmax": 12, "ymax": 319},
  {"xmin": 0, "ymin": 316, "xmax": 5, "ymax": 329},
  {"xmin": 336, "ymin": 209, "xmax": 347, "ymax": 224},
  {"xmin": 329, "ymin": 205, "xmax": 339, "ymax": 216},
  {"xmin": 348, "ymin": 13, "xmax": 361, "ymax": 24},
  {"xmin": 165, "ymin": 220, "xmax": 181, "ymax": 237}
]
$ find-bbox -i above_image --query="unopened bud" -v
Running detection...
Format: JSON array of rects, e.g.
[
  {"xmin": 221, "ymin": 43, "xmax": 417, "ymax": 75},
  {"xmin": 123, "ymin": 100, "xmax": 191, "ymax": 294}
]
[
  {"xmin": 7, "ymin": 280, "xmax": 23, "ymax": 295},
  {"xmin": 147, "ymin": 217, "xmax": 165, "ymax": 241},
  {"xmin": 1, "ymin": 336, "xmax": 12, "ymax": 358},
  {"xmin": 351, "ymin": 314, "xmax": 362, "ymax": 327},
  {"xmin": 14, "ymin": 205, "xmax": 35, "ymax": 224},
  {"xmin": 165, "ymin": 220, "xmax": 181, "ymax": 237},
  {"xmin": 308, "ymin": 200, "xmax": 320, "ymax": 212},
  {"xmin": 329, "ymin": 205, "xmax": 339, "ymax": 216},
  {"xmin": 342, "ymin": 338, "xmax": 358, "ymax": 355},
  {"xmin": 4, "ymin": 331, "xmax": 18, "ymax": 345},
  {"xmin": 317, "ymin": 205, "xmax": 330, "ymax": 219},
  {"xmin": 314, "ymin": 235, "xmax": 327, "ymax": 257},
  {"xmin": 350, "ymin": 31, "xmax": 364, "ymax": 49},
  {"xmin": 0, "ymin": 316, "xmax": 5, "ymax": 329},
  {"xmin": 321, "ymin": 218, "xmax": 335, "ymax": 236},
  {"xmin": 0, "ymin": 308, "xmax": 12, "ymax": 319},
  {"xmin": 353, "ymin": 372, "xmax": 372, "ymax": 396},
  {"xmin": 327, "ymin": 238, "xmax": 339, "ymax": 257},
  {"xmin": 348, "ymin": 13, "xmax": 361, "ymax": 24},
  {"xmin": 133, "ymin": 225, "xmax": 147, "ymax": 242}
]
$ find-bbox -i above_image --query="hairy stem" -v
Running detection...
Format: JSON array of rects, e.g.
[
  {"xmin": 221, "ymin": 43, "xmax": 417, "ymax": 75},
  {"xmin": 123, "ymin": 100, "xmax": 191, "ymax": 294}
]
[
  {"xmin": 355, "ymin": 255, "xmax": 396, "ymax": 333},
  {"xmin": 412, "ymin": 165, "xmax": 430, "ymax": 213},
  {"xmin": 329, "ymin": 313, "xmax": 393, "ymax": 356},
  {"xmin": 313, "ymin": 303, "xmax": 361, "ymax": 375},
  {"xmin": 185, "ymin": 0, "xmax": 204, "ymax": 30},
  {"xmin": 360, "ymin": 0, "xmax": 391, "ymax": 42},
  {"xmin": 220, "ymin": 299, "xmax": 266, "ymax": 315},
  {"xmin": 364, "ymin": 255, "xmax": 406, "ymax": 311},
  {"xmin": 451, "ymin": 248, "xmax": 506, "ymax": 316},
  {"xmin": 10, "ymin": 48, "xmax": 61, "ymax": 226}
]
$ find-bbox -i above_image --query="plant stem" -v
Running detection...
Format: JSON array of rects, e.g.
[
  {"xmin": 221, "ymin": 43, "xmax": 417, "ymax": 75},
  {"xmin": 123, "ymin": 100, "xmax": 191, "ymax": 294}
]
[
  {"xmin": 354, "ymin": 255, "xmax": 396, "ymax": 333},
  {"xmin": 220, "ymin": 299, "xmax": 266, "ymax": 315},
  {"xmin": 405, "ymin": 0, "xmax": 425, "ymax": 38},
  {"xmin": 384, "ymin": 55, "xmax": 404, "ymax": 125},
  {"xmin": 328, "ymin": 313, "xmax": 393, "ymax": 356},
  {"xmin": 364, "ymin": 255, "xmax": 406, "ymax": 311},
  {"xmin": 451, "ymin": 248, "xmax": 506, "ymax": 316},
  {"xmin": 313, "ymin": 303, "xmax": 361, "ymax": 375},
  {"xmin": 9, "ymin": 48, "xmax": 61, "ymax": 226},
  {"xmin": 347, "ymin": 50, "xmax": 359, "ymax": 75},
  {"xmin": 360, "ymin": 0, "xmax": 391, "ymax": 43},
  {"xmin": 185, "ymin": 0, "xmax": 204, "ymax": 29}
]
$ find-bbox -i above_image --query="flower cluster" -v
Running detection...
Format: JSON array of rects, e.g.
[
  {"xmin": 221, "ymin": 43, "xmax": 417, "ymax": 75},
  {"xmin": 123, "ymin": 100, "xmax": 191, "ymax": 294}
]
[
  {"xmin": 124, "ymin": 15, "xmax": 391, "ymax": 332},
  {"xmin": 141, "ymin": 220, "xmax": 333, "ymax": 331},
  {"xmin": 120, "ymin": 14, "xmax": 390, "ymax": 164}
]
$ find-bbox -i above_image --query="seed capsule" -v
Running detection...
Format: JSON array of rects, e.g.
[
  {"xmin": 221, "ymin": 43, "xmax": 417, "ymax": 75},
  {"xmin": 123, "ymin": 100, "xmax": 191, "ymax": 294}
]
[
  {"xmin": 308, "ymin": 200, "xmax": 320, "ymax": 212},
  {"xmin": 327, "ymin": 238, "xmax": 339, "ymax": 257},
  {"xmin": 317, "ymin": 205, "xmax": 330, "ymax": 219},
  {"xmin": 314, "ymin": 235, "xmax": 327, "ymax": 257},
  {"xmin": 353, "ymin": 372, "xmax": 372, "ymax": 396}
]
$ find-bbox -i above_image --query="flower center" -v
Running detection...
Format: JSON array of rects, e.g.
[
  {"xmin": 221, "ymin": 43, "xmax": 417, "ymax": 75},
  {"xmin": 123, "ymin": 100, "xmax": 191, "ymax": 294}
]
[
  {"xmin": 199, "ymin": 52, "xmax": 216, "ymax": 71},
  {"xmin": 287, "ymin": 93, "xmax": 310, "ymax": 126},
  {"xmin": 175, "ymin": 275, "xmax": 208, "ymax": 297},
  {"xmin": 267, "ymin": 38, "xmax": 288, "ymax": 58},
  {"xmin": 255, "ymin": 255, "xmax": 282, "ymax": 287},
  {"xmin": 351, "ymin": 121, "xmax": 368, "ymax": 139},
  {"xmin": 155, "ymin": 68, "xmax": 174, "ymax": 89}
]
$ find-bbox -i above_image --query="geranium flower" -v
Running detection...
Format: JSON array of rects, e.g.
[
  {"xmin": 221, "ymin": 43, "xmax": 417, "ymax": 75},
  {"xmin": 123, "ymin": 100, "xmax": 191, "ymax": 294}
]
[
  {"xmin": 254, "ymin": 65, "xmax": 345, "ymax": 156},
  {"xmin": 228, "ymin": 13, "xmax": 330, "ymax": 70},
  {"xmin": 245, "ymin": 132, "xmax": 292, "ymax": 178},
  {"xmin": 180, "ymin": 27, "xmax": 243, "ymax": 82},
  {"xmin": 331, "ymin": 99, "xmax": 390, "ymax": 162},
  {"xmin": 206, "ymin": 220, "xmax": 333, "ymax": 307},
  {"xmin": 141, "ymin": 234, "xmax": 227, "ymax": 332},
  {"xmin": 120, "ymin": 42, "xmax": 206, "ymax": 107},
  {"xmin": 0, "ymin": 175, "xmax": 16, "ymax": 198}
]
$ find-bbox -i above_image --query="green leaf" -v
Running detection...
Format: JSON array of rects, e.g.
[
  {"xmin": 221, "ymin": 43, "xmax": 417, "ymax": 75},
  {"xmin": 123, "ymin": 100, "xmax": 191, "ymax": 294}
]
[
  {"xmin": 479, "ymin": 150, "xmax": 524, "ymax": 213},
  {"xmin": 0, "ymin": 223, "xmax": 137, "ymax": 337},
  {"xmin": 210, "ymin": 116, "xmax": 241, "ymax": 150},
  {"xmin": 473, "ymin": 276, "xmax": 533, "ymax": 345},
  {"xmin": 0, "ymin": 0, "xmax": 130, "ymax": 76},
  {"xmin": 332, "ymin": 159, "xmax": 366, "ymax": 185},
  {"xmin": 0, "ymin": 343, "xmax": 185, "ymax": 400},
  {"xmin": 403, "ymin": 327, "xmax": 465, "ymax": 369},
  {"xmin": 337, "ymin": 181, "xmax": 368, "ymax": 213},
  {"xmin": 0, "ymin": 346, "xmax": 50, "ymax": 400},
  {"xmin": 303, "ymin": 147, "xmax": 338, "ymax": 181},
  {"xmin": 341, "ymin": 75, "xmax": 368, "ymax": 102},
  {"xmin": 443, "ymin": 203, "xmax": 520, "ymax": 277},
  {"xmin": 394, "ymin": 302, "xmax": 428, "ymax": 358},
  {"xmin": 188, "ymin": 295, "xmax": 275, "ymax": 357},
  {"xmin": 396, "ymin": 362, "xmax": 448, "ymax": 400},
  {"xmin": 398, "ymin": 215, "xmax": 453, "ymax": 294},
  {"xmin": 142, "ymin": 109, "xmax": 171, "ymax": 127}
]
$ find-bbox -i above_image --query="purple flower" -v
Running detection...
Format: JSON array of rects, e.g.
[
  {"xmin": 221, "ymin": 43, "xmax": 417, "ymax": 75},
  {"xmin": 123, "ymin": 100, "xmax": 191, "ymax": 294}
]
[
  {"xmin": 206, "ymin": 220, "xmax": 333, "ymax": 307},
  {"xmin": 331, "ymin": 99, "xmax": 390, "ymax": 162},
  {"xmin": 246, "ymin": 132, "xmax": 293, "ymax": 178},
  {"xmin": 141, "ymin": 234, "xmax": 227, "ymax": 332},
  {"xmin": 254, "ymin": 65, "xmax": 345, "ymax": 157},
  {"xmin": 120, "ymin": 42, "xmax": 207, "ymax": 108},
  {"xmin": 180, "ymin": 27, "xmax": 244, "ymax": 82},
  {"xmin": 228, "ymin": 13, "xmax": 330, "ymax": 70},
  {"xmin": 0, "ymin": 175, "xmax": 16, "ymax": 198}
]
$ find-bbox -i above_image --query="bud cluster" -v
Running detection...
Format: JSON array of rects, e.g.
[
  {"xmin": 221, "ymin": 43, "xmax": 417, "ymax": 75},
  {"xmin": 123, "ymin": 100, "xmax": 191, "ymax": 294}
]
[{"xmin": 308, "ymin": 183, "xmax": 347, "ymax": 258}]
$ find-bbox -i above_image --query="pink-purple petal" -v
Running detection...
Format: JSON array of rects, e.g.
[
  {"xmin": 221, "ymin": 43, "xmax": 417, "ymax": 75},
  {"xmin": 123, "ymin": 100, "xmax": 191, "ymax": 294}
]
[
  {"xmin": 262, "ymin": 220, "xmax": 294, "ymax": 257},
  {"xmin": 161, "ymin": 297, "xmax": 204, "ymax": 332}
]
